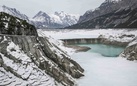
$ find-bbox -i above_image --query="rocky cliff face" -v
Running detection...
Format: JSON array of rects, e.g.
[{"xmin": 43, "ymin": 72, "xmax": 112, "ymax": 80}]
[
  {"xmin": 67, "ymin": 0, "xmax": 137, "ymax": 29},
  {"xmin": 0, "ymin": 12, "xmax": 84, "ymax": 86}
]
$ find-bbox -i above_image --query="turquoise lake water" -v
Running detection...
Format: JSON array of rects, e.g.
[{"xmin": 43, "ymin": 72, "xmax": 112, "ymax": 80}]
[{"xmin": 77, "ymin": 44, "xmax": 125, "ymax": 57}]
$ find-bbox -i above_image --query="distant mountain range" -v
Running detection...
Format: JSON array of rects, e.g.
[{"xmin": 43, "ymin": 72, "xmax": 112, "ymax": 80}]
[
  {"xmin": 0, "ymin": 5, "xmax": 79, "ymax": 29},
  {"xmin": 67, "ymin": 0, "xmax": 137, "ymax": 29},
  {"xmin": 31, "ymin": 11, "xmax": 79, "ymax": 28}
]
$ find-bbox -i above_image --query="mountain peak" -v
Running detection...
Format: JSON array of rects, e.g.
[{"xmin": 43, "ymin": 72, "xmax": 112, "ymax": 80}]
[
  {"xmin": 85, "ymin": 9, "xmax": 93, "ymax": 15},
  {"xmin": 38, "ymin": 11, "xmax": 47, "ymax": 15},
  {"xmin": 33, "ymin": 11, "xmax": 50, "ymax": 19}
]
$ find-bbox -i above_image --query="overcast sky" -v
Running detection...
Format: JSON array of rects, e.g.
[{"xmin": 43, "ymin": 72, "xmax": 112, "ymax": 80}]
[{"xmin": 0, "ymin": 0, "xmax": 105, "ymax": 17}]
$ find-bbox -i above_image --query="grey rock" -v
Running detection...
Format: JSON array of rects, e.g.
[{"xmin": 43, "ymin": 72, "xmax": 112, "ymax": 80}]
[{"xmin": 121, "ymin": 43, "xmax": 137, "ymax": 61}]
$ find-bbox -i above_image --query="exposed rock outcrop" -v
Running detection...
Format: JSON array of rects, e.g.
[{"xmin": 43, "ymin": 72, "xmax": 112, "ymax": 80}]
[
  {"xmin": 100, "ymin": 38, "xmax": 129, "ymax": 47},
  {"xmin": 0, "ymin": 12, "xmax": 37, "ymax": 36},
  {"xmin": 121, "ymin": 44, "xmax": 137, "ymax": 61},
  {"xmin": 121, "ymin": 37, "xmax": 137, "ymax": 61}
]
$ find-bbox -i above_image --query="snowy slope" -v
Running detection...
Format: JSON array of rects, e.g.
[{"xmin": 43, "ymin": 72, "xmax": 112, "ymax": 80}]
[
  {"xmin": 53, "ymin": 11, "xmax": 79, "ymax": 26},
  {"xmin": 38, "ymin": 29, "xmax": 76, "ymax": 55},
  {"xmin": 0, "ymin": 42, "xmax": 56, "ymax": 86},
  {"xmin": 0, "ymin": 5, "xmax": 29, "ymax": 22},
  {"xmin": 32, "ymin": 11, "xmax": 79, "ymax": 28},
  {"xmin": 32, "ymin": 11, "xmax": 50, "ymax": 22}
]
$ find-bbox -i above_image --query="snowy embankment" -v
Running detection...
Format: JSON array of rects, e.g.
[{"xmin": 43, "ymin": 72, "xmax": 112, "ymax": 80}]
[
  {"xmin": 38, "ymin": 29, "xmax": 137, "ymax": 51},
  {"xmin": 38, "ymin": 29, "xmax": 137, "ymax": 41}
]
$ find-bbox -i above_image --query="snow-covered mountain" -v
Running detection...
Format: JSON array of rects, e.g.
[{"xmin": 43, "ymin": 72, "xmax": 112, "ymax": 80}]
[
  {"xmin": 32, "ymin": 11, "xmax": 79, "ymax": 28},
  {"xmin": 78, "ymin": 0, "xmax": 120, "ymax": 23},
  {"xmin": 0, "ymin": 5, "xmax": 29, "ymax": 22},
  {"xmin": 67, "ymin": 0, "xmax": 137, "ymax": 29},
  {"xmin": 78, "ymin": 0, "xmax": 137, "ymax": 23}
]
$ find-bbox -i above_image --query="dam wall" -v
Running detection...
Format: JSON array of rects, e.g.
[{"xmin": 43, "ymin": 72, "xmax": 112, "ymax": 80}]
[
  {"xmin": 61, "ymin": 38, "xmax": 129, "ymax": 47},
  {"xmin": 62, "ymin": 38, "xmax": 102, "ymax": 45}
]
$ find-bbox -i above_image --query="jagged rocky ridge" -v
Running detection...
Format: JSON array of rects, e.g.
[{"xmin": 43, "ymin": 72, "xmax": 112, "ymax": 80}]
[
  {"xmin": 0, "ymin": 5, "xmax": 30, "ymax": 22},
  {"xmin": 67, "ymin": 0, "xmax": 137, "ymax": 29},
  {"xmin": 0, "ymin": 12, "xmax": 84, "ymax": 86}
]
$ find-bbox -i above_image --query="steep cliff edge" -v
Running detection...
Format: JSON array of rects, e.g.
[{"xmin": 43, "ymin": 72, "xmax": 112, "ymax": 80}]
[{"xmin": 0, "ymin": 12, "xmax": 84, "ymax": 86}]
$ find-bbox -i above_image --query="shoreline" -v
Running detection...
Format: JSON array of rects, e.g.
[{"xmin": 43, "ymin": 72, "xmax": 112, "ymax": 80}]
[{"xmin": 65, "ymin": 45, "xmax": 91, "ymax": 52}]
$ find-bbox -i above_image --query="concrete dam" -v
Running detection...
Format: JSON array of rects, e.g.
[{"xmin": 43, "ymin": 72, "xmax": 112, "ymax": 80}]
[{"xmin": 61, "ymin": 38, "xmax": 102, "ymax": 45}]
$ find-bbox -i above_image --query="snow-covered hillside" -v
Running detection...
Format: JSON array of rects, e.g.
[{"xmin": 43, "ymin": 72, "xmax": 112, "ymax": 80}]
[
  {"xmin": 32, "ymin": 11, "xmax": 79, "ymax": 28},
  {"xmin": 0, "ymin": 42, "xmax": 56, "ymax": 86},
  {"xmin": 0, "ymin": 5, "xmax": 29, "ymax": 22}
]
